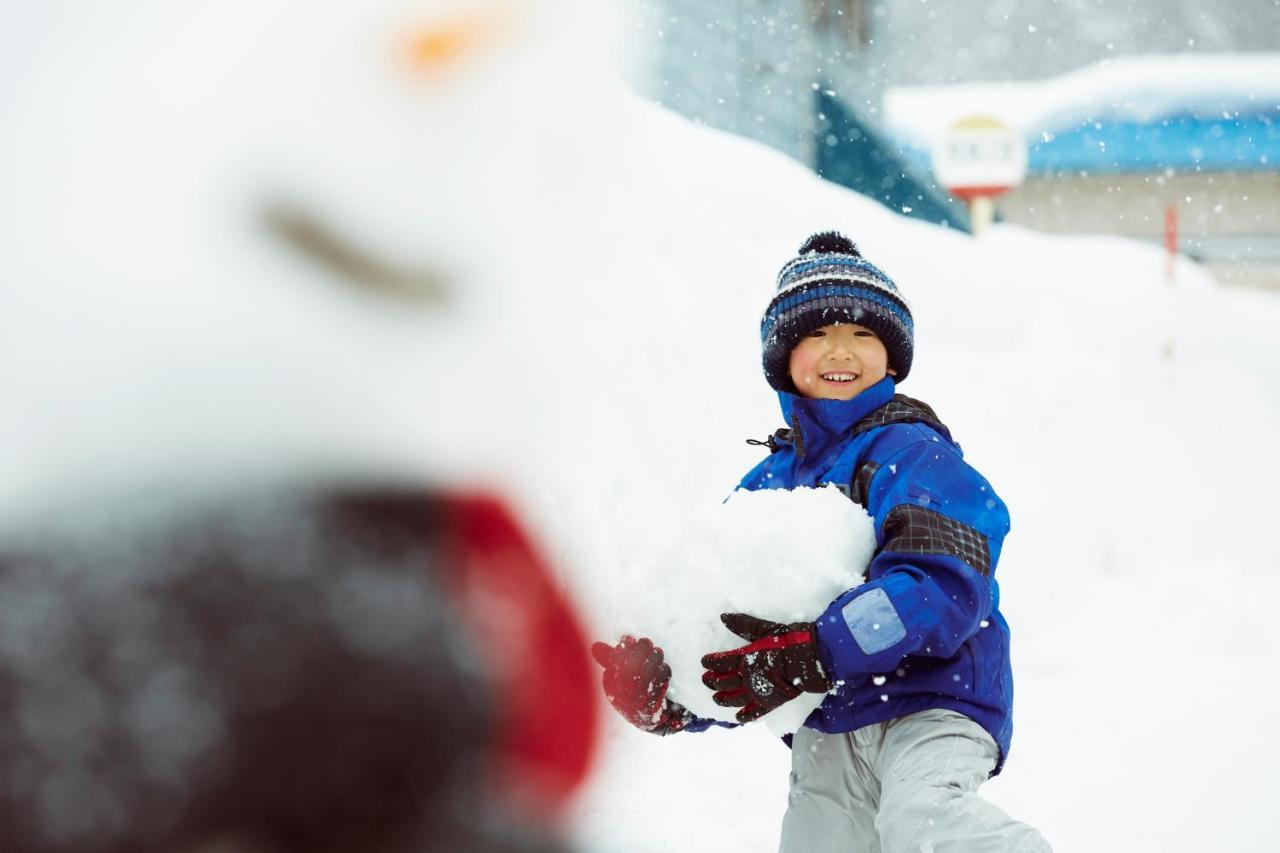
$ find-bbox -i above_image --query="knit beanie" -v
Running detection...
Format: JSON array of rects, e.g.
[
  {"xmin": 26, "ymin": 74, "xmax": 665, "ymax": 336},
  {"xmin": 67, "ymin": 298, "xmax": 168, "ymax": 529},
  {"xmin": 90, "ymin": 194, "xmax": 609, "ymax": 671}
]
[{"xmin": 760, "ymin": 232, "xmax": 914, "ymax": 392}]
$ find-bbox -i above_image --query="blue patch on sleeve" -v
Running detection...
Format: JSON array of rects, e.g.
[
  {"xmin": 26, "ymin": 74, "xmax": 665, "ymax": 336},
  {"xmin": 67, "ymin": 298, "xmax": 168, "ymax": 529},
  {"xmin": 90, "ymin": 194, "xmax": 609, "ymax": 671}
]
[{"xmin": 840, "ymin": 588, "xmax": 906, "ymax": 655}]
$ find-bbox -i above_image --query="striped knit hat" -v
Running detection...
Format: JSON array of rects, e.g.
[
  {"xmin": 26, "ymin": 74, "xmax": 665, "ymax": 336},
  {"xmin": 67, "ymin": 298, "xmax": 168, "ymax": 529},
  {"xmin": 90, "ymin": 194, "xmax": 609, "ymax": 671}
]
[{"xmin": 761, "ymin": 232, "xmax": 914, "ymax": 392}]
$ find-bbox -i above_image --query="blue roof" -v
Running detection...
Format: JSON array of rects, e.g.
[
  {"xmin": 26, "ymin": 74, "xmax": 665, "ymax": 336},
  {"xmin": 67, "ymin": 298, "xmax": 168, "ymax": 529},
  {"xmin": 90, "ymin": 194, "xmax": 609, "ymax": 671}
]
[
  {"xmin": 1027, "ymin": 110, "xmax": 1279, "ymax": 173},
  {"xmin": 814, "ymin": 92, "xmax": 971, "ymax": 230},
  {"xmin": 895, "ymin": 108, "xmax": 1279, "ymax": 176}
]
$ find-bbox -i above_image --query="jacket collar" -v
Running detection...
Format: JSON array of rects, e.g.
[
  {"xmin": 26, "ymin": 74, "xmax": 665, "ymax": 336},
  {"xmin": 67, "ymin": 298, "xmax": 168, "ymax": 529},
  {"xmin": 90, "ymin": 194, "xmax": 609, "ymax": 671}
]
[{"xmin": 778, "ymin": 376, "xmax": 897, "ymax": 460}]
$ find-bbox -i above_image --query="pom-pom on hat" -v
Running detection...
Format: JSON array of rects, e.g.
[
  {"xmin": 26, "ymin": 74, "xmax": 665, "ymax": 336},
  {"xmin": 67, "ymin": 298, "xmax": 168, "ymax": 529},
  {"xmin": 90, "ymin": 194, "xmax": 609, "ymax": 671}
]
[{"xmin": 760, "ymin": 231, "xmax": 914, "ymax": 392}]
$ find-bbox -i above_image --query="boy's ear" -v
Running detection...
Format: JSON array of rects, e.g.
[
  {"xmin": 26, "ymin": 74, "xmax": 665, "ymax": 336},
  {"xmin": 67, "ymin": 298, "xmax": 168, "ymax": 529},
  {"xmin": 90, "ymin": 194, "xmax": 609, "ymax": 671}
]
[{"xmin": 887, "ymin": 367, "xmax": 898, "ymax": 376}]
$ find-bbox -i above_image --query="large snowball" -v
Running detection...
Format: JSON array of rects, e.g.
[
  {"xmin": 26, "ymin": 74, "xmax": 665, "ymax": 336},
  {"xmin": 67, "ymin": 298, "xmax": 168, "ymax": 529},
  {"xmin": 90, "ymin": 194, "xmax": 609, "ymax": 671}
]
[{"xmin": 611, "ymin": 486, "xmax": 875, "ymax": 736}]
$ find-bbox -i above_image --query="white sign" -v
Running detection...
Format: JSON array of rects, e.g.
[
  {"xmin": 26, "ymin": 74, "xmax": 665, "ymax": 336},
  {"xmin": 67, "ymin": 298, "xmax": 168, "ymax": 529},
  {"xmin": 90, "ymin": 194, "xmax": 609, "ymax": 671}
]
[{"xmin": 931, "ymin": 116, "xmax": 1027, "ymax": 197}]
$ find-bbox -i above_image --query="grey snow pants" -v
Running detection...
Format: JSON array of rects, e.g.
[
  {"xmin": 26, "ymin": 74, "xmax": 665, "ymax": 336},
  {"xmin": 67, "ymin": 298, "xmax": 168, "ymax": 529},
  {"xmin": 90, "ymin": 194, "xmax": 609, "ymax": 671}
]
[{"xmin": 778, "ymin": 710, "xmax": 1051, "ymax": 853}]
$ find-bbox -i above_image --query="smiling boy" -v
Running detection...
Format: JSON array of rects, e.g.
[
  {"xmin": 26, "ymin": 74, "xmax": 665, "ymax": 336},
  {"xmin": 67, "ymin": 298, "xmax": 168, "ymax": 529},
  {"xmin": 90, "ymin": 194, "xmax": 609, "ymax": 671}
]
[{"xmin": 593, "ymin": 232, "xmax": 1050, "ymax": 852}]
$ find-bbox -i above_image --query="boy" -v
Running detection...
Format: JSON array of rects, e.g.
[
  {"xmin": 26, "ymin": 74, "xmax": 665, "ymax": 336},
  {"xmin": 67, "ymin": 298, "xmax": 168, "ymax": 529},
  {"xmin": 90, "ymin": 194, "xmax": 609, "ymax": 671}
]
[{"xmin": 593, "ymin": 233, "xmax": 1050, "ymax": 852}]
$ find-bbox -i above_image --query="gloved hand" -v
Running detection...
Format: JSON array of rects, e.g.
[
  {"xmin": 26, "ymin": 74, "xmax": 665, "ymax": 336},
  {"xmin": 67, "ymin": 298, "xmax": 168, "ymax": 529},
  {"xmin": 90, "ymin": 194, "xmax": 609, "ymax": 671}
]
[
  {"xmin": 700, "ymin": 612, "xmax": 831, "ymax": 723},
  {"xmin": 590, "ymin": 636, "xmax": 693, "ymax": 736}
]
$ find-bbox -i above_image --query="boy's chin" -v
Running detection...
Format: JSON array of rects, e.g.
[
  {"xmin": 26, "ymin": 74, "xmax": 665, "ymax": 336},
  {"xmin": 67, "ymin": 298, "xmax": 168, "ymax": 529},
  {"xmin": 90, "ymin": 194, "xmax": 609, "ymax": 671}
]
[{"xmin": 802, "ymin": 383, "xmax": 866, "ymax": 401}]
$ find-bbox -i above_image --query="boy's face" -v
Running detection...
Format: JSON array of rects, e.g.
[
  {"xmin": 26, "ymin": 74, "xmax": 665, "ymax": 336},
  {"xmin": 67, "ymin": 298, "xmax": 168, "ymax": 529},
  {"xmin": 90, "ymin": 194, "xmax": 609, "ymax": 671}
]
[{"xmin": 788, "ymin": 322, "xmax": 896, "ymax": 400}]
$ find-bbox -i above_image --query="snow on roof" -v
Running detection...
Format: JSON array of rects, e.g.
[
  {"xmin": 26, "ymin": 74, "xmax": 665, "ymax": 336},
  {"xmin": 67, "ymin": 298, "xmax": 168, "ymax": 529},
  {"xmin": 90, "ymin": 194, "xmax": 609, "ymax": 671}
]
[{"xmin": 885, "ymin": 53, "xmax": 1280, "ymax": 147}]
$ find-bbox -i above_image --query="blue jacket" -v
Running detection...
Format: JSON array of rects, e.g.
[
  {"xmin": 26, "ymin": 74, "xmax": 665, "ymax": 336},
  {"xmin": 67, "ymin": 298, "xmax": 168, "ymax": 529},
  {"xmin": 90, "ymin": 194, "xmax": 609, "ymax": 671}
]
[{"xmin": 730, "ymin": 376, "xmax": 1014, "ymax": 771}]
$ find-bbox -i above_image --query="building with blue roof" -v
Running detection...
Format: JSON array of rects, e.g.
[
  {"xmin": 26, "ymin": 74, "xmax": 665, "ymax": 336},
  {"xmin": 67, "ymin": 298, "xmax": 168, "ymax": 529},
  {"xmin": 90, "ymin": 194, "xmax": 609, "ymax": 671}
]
[{"xmin": 884, "ymin": 56, "xmax": 1280, "ymax": 287}]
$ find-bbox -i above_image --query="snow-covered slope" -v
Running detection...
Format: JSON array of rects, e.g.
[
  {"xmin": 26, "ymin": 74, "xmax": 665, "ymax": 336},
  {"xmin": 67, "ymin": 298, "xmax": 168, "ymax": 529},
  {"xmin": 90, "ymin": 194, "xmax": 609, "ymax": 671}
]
[
  {"xmin": 3, "ymin": 4, "xmax": 1279, "ymax": 851},
  {"xmin": 560, "ymin": 83, "xmax": 1280, "ymax": 853}
]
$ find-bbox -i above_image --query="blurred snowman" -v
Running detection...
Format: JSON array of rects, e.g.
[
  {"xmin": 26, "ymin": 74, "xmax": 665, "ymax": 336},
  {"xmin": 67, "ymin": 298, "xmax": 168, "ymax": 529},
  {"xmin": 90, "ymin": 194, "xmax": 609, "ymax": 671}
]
[{"xmin": 0, "ymin": 2, "xmax": 619, "ymax": 850}]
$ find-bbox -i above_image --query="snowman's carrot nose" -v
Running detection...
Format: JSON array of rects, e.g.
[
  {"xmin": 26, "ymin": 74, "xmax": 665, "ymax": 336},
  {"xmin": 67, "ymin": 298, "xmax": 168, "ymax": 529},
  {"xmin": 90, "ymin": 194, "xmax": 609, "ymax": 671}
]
[{"xmin": 406, "ymin": 9, "xmax": 509, "ymax": 74}]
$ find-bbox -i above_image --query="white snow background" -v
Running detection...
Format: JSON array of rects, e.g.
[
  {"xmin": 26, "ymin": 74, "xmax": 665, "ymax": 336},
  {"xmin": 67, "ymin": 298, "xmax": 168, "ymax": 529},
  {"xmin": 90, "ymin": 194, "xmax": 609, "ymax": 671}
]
[
  {"xmin": 604, "ymin": 486, "xmax": 873, "ymax": 734},
  {"xmin": 3, "ymin": 2, "xmax": 1280, "ymax": 852}
]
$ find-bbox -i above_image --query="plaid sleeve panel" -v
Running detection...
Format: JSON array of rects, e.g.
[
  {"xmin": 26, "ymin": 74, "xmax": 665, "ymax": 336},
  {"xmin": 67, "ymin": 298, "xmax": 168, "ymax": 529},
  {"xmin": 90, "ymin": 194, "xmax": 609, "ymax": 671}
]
[
  {"xmin": 851, "ymin": 461, "xmax": 880, "ymax": 508},
  {"xmin": 881, "ymin": 504, "xmax": 991, "ymax": 577}
]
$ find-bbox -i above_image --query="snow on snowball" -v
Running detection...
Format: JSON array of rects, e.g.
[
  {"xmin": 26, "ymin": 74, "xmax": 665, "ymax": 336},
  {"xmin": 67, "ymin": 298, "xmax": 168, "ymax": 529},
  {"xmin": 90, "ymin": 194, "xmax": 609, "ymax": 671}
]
[{"xmin": 608, "ymin": 486, "xmax": 875, "ymax": 736}]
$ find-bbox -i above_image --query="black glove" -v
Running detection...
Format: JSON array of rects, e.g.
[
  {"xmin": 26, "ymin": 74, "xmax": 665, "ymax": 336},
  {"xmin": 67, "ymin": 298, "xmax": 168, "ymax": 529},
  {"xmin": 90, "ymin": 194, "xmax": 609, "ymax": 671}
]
[
  {"xmin": 591, "ymin": 636, "xmax": 693, "ymax": 735},
  {"xmin": 700, "ymin": 613, "xmax": 831, "ymax": 723}
]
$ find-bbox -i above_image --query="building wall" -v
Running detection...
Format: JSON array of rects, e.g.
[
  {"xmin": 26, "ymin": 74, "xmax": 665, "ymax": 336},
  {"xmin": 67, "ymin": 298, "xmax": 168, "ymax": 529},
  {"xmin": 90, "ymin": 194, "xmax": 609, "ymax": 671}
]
[
  {"xmin": 640, "ymin": 0, "xmax": 821, "ymax": 165},
  {"xmin": 998, "ymin": 171, "xmax": 1280, "ymax": 288},
  {"xmin": 636, "ymin": 0, "xmax": 889, "ymax": 167},
  {"xmin": 876, "ymin": 0, "xmax": 1280, "ymax": 88}
]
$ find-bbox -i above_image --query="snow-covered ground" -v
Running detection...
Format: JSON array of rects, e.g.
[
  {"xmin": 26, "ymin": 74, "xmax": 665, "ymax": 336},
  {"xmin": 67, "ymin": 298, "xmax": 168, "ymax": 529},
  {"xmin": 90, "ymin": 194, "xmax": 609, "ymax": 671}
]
[
  {"xmin": 4, "ymin": 3, "xmax": 1280, "ymax": 851},
  {"xmin": 560, "ymin": 94, "xmax": 1280, "ymax": 853}
]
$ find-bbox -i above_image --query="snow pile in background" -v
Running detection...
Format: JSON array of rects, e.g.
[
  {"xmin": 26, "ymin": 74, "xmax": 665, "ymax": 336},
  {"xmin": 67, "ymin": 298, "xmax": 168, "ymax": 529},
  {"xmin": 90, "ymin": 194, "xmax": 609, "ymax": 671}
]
[
  {"xmin": 606, "ymin": 486, "xmax": 871, "ymax": 734},
  {"xmin": 884, "ymin": 53, "xmax": 1280, "ymax": 146}
]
